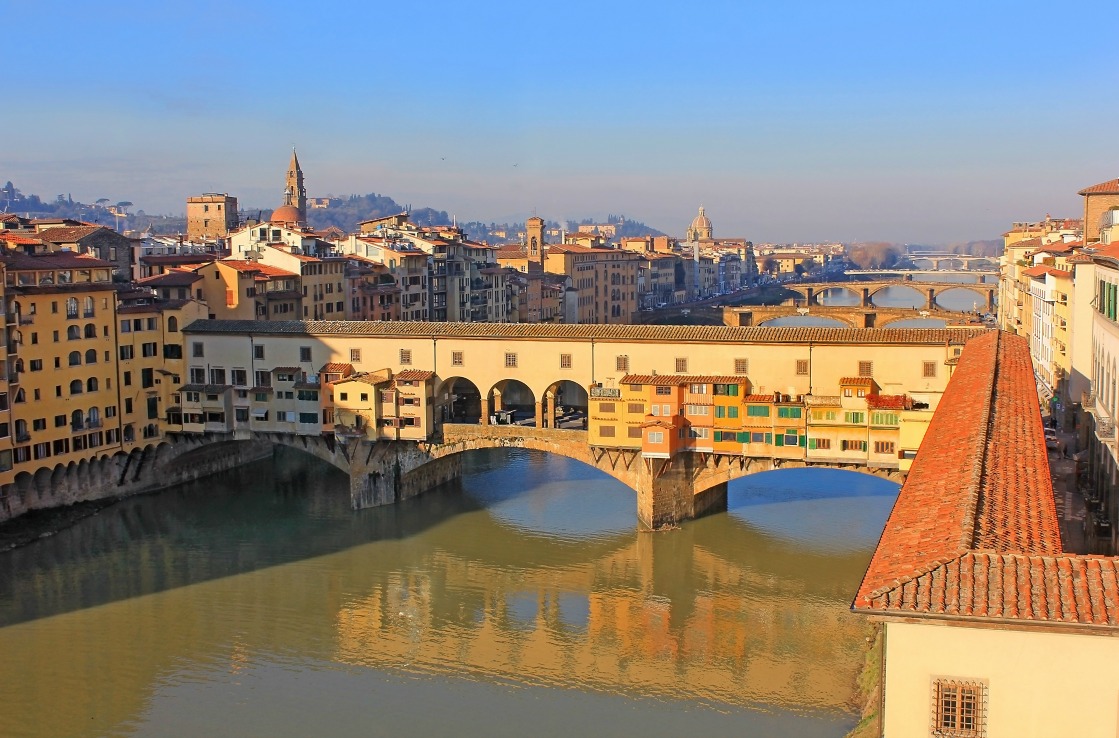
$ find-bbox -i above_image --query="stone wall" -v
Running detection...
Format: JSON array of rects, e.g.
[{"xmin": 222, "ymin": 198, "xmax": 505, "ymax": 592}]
[{"xmin": 0, "ymin": 436, "xmax": 273, "ymax": 524}]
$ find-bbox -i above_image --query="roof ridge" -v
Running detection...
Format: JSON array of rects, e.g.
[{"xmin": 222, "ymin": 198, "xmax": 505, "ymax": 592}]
[{"xmin": 967, "ymin": 330, "xmax": 1001, "ymax": 549}]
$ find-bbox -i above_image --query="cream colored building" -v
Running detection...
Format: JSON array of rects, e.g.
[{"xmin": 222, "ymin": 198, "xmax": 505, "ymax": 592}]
[{"xmin": 854, "ymin": 331, "xmax": 1119, "ymax": 738}]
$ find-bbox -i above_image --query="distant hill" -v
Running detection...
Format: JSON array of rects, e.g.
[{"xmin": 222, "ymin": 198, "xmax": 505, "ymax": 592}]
[{"xmin": 462, "ymin": 214, "xmax": 666, "ymax": 244}]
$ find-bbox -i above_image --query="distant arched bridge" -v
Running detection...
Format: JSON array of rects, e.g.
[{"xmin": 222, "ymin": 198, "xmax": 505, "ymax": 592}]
[{"xmin": 784, "ymin": 280, "xmax": 997, "ymax": 312}]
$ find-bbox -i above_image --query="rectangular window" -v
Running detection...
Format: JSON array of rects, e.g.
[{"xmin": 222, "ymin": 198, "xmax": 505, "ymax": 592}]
[
  {"xmin": 874, "ymin": 441, "xmax": 896, "ymax": 454},
  {"xmin": 599, "ymin": 425, "xmax": 615, "ymax": 438},
  {"xmin": 648, "ymin": 431, "xmax": 664, "ymax": 444},
  {"xmin": 119, "ymin": 346, "xmax": 134, "ymax": 360},
  {"xmin": 452, "ymin": 351, "xmax": 464, "ymax": 367},
  {"xmin": 923, "ymin": 360, "xmax": 937, "ymax": 378},
  {"xmin": 627, "ymin": 403, "xmax": 644, "ymax": 413},
  {"xmin": 142, "ymin": 342, "xmax": 157, "ymax": 357},
  {"xmin": 685, "ymin": 404, "xmax": 709, "ymax": 416},
  {"xmin": 844, "ymin": 411, "xmax": 865, "ymax": 424},
  {"xmin": 796, "ymin": 359, "xmax": 809, "ymax": 375},
  {"xmin": 598, "ymin": 402, "xmax": 616, "ymax": 413},
  {"xmin": 734, "ymin": 358, "xmax": 748, "ymax": 374},
  {"xmin": 616, "ymin": 355, "xmax": 629, "ymax": 372},
  {"xmin": 254, "ymin": 345, "xmax": 265, "ymax": 360},
  {"xmin": 871, "ymin": 412, "xmax": 899, "ymax": 426},
  {"xmin": 504, "ymin": 352, "xmax": 517, "ymax": 368},
  {"xmin": 655, "ymin": 386, "xmax": 672, "ymax": 396},
  {"xmin": 628, "ymin": 426, "xmax": 642, "ymax": 439},
  {"xmin": 559, "ymin": 353, "xmax": 572, "ymax": 369},
  {"xmin": 231, "ymin": 369, "xmax": 248, "ymax": 386},
  {"xmin": 810, "ymin": 437, "xmax": 831, "ymax": 450},
  {"xmin": 713, "ymin": 384, "xmax": 739, "ymax": 396},
  {"xmin": 399, "ymin": 349, "xmax": 412, "ymax": 365},
  {"xmin": 688, "ymin": 384, "xmax": 707, "ymax": 394},
  {"xmin": 747, "ymin": 405, "xmax": 770, "ymax": 417},
  {"xmin": 777, "ymin": 406, "xmax": 802, "ymax": 419},
  {"xmin": 350, "ymin": 348, "xmax": 361, "ymax": 363},
  {"xmin": 858, "ymin": 360, "xmax": 873, "ymax": 377},
  {"xmin": 300, "ymin": 346, "xmax": 312, "ymax": 363},
  {"xmin": 675, "ymin": 357, "xmax": 687, "ymax": 373},
  {"xmin": 142, "ymin": 368, "xmax": 154, "ymax": 388},
  {"xmin": 932, "ymin": 679, "xmax": 986, "ymax": 738},
  {"xmin": 209, "ymin": 368, "xmax": 226, "ymax": 385},
  {"xmin": 192, "ymin": 342, "xmax": 204, "ymax": 358}
]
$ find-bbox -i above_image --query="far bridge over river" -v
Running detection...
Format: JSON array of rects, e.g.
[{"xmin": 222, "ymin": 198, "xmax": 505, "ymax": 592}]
[{"xmin": 783, "ymin": 279, "xmax": 997, "ymax": 312}]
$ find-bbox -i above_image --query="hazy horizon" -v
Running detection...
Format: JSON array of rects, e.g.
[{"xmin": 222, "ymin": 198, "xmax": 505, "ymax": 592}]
[{"xmin": 2, "ymin": 0, "xmax": 1114, "ymax": 243}]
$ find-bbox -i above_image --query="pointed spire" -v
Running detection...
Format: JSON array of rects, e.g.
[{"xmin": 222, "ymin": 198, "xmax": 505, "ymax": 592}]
[{"xmin": 289, "ymin": 147, "xmax": 301, "ymax": 173}]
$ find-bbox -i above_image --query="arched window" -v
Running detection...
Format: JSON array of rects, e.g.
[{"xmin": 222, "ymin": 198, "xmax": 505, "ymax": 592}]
[
  {"xmin": 167, "ymin": 316, "xmax": 178, "ymax": 332},
  {"xmin": 123, "ymin": 425, "xmax": 135, "ymax": 442},
  {"xmin": 86, "ymin": 377, "xmax": 98, "ymax": 393},
  {"xmin": 83, "ymin": 297, "xmax": 94, "ymax": 317},
  {"xmin": 14, "ymin": 419, "xmax": 27, "ymax": 439},
  {"xmin": 14, "ymin": 358, "xmax": 23, "ymax": 373},
  {"xmin": 85, "ymin": 349, "xmax": 97, "ymax": 364},
  {"xmin": 65, "ymin": 298, "xmax": 78, "ymax": 318},
  {"xmin": 84, "ymin": 323, "xmax": 97, "ymax": 338},
  {"xmin": 68, "ymin": 351, "xmax": 81, "ymax": 367},
  {"xmin": 69, "ymin": 379, "xmax": 83, "ymax": 395},
  {"xmin": 71, "ymin": 410, "xmax": 84, "ymax": 429},
  {"xmin": 88, "ymin": 407, "xmax": 100, "ymax": 426},
  {"xmin": 67, "ymin": 325, "xmax": 80, "ymax": 340}
]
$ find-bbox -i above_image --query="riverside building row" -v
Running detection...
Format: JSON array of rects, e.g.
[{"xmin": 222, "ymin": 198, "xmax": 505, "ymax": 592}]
[{"xmin": 996, "ymin": 177, "xmax": 1119, "ymax": 550}]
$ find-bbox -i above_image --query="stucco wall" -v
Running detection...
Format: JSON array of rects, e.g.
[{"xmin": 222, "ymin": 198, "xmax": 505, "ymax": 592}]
[{"xmin": 883, "ymin": 620, "xmax": 1119, "ymax": 738}]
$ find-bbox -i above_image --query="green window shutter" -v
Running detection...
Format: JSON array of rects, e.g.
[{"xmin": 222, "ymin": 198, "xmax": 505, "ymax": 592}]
[
  {"xmin": 728, "ymin": 406, "xmax": 739, "ymax": 418},
  {"xmin": 765, "ymin": 433, "xmax": 772, "ymax": 444},
  {"xmin": 808, "ymin": 438, "xmax": 816, "ymax": 450},
  {"xmin": 799, "ymin": 435, "xmax": 806, "ymax": 447},
  {"xmin": 774, "ymin": 434, "xmax": 784, "ymax": 447},
  {"xmin": 729, "ymin": 385, "xmax": 739, "ymax": 396},
  {"xmin": 714, "ymin": 406, "xmax": 724, "ymax": 418},
  {"xmin": 736, "ymin": 431, "xmax": 749, "ymax": 443}
]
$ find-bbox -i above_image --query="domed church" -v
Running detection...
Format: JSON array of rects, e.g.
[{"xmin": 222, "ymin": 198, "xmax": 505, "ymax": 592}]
[
  {"xmin": 686, "ymin": 206, "xmax": 712, "ymax": 241},
  {"xmin": 271, "ymin": 149, "xmax": 307, "ymax": 225}
]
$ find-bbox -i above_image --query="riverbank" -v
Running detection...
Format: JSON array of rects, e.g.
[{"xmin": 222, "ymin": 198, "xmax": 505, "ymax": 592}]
[{"xmin": 844, "ymin": 623, "xmax": 882, "ymax": 738}]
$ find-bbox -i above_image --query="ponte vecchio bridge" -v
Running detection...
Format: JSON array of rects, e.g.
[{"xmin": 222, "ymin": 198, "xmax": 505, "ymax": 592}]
[{"xmin": 152, "ymin": 320, "xmax": 990, "ymax": 529}]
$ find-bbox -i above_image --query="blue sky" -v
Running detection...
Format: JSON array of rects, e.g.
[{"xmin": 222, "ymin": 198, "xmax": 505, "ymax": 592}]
[{"xmin": 2, "ymin": 0, "xmax": 1115, "ymax": 243}]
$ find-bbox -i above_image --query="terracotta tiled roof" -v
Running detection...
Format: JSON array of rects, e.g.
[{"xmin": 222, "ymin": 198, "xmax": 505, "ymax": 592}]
[
  {"xmin": 1022, "ymin": 265, "xmax": 1070, "ymax": 279},
  {"xmin": 866, "ymin": 394, "xmax": 910, "ymax": 410},
  {"xmin": 743, "ymin": 394, "xmax": 776, "ymax": 402},
  {"xmin": 1067, "ymin": 253, "xmax": 1094, "ymax": 264},
  {"xmin": 851, "ymin": 332, "xmax": 1109, "ymax": 627},
  {"xmin": 0, "ymin": 232, "xmax": 45, "ymax": 245},
  {"xmin": 839, "ymin": 376, "xmax": 875, "ymax": 386},
  {"xmin": 35, "ymin": 225, "xmax": 108, "ymax": 242},
  {"xmin": 395, "ymin": 369, "xmax": 435, "ymax": 381},
  {"xmin": 1078, "ymin": 178, "xmax": 1119, "ymax": 195},
  {"xmin": 1029, "ymin": 240, "xmax": 1081, "ymax": 255},
  {"xmin": 319, "ymin": 362, "xmax": 354, "ymax": 375},
  {"xmin": 183, "ymin": 320, "xmax": 981, "ymax": 346},
  {"xmin": 271, "ymin": 366, "xmax": 300, "ymax": 373},
  {"xmin": 620, "ymin": 374, "xmax": 747, "ymax": 386}
]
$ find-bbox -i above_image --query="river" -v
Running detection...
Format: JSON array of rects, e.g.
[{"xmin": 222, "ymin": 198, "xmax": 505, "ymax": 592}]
[{"xmin": 0, "ymin": 448, "xmax": 898, "ymax": 737}]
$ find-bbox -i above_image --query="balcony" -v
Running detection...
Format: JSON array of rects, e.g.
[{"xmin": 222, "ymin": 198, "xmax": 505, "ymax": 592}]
[{"xmin": 15, "ymin": 431, "xmax": 30, "ymax": 443}]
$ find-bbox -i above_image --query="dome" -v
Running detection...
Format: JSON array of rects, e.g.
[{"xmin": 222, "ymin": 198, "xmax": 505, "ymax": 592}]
[
  {"xmin": 270, "ymin": 204, "xmax": 302, "ymax": 224},
  {"xmin": 690, "ymin": 206, "xmax": 711, "ymax": 231}
]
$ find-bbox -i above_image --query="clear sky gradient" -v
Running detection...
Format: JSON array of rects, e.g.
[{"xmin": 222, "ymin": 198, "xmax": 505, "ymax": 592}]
[{"xmin": 2, "ymin": 0, "xmax": 1116, "ymax": 243}]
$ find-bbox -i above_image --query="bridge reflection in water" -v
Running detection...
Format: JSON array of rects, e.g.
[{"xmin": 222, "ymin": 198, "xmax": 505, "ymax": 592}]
[{"xmin": 0, "ymin": 448, "xmax": 896, "ymax": 736}]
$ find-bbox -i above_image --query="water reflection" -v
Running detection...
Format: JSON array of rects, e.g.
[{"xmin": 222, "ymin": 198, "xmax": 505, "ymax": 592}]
[{"xmin": 0, "ymin": 448, "xmax": 897, "ymax": 737}]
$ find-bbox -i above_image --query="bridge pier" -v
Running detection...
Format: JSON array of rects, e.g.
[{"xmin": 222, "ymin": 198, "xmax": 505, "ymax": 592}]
[
  {"xmin": 347, "ymin": 438, "xmax": 462, "ymax": 510},
  {"xmin": 861, "ymin": 288, "xmax": 871, "ymax": 308},
  {"xmin": 636, "ymin": 456, "xmax": 728, "ymax": 530},
  {"xmin": 927, "ymin": 288, "xmax": 936, "ymax": 310}
]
